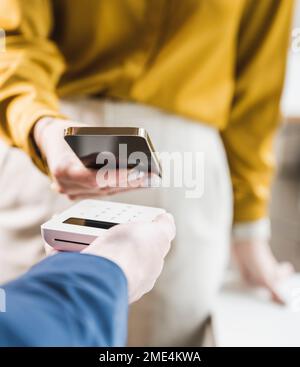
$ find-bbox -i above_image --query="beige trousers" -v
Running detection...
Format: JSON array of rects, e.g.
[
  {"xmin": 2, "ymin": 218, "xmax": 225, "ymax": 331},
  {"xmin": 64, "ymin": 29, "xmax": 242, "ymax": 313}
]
[{"xmin": 0, "ymin": 98, "xmax": 232, "ymax": 346}]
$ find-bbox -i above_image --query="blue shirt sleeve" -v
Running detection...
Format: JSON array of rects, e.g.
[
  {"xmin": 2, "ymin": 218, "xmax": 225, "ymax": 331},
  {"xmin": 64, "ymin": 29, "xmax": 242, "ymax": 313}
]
[{"xmin": 0, "ymin": 253, "xmax": 128, "ymax": 346}]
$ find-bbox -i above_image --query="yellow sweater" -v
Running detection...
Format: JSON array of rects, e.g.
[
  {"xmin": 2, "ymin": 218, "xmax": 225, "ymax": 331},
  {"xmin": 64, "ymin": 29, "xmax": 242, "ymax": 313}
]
[{"xmin": 0, "ymin": 0, "xmax": 294, "ymax": 222}]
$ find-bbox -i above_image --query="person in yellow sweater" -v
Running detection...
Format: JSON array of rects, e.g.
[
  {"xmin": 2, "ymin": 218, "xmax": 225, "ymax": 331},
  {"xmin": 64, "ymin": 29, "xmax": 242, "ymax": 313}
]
[{"xmin": 0, "ymin": 0, "xmax": 295, "ymax": 346}]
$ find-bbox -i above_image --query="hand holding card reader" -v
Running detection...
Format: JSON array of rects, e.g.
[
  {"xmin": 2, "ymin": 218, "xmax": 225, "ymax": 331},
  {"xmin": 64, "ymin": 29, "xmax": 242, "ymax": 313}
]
[{"xmin": 41, "ymin": 200, "xmax": 165, "ymax": 251}]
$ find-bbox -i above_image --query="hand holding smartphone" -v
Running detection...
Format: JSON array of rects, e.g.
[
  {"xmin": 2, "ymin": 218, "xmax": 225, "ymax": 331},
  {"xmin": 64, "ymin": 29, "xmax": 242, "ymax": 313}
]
[
  {"xmin": 64, "ymin": 126, "xmax": 162, "ymax": 177},
  {"xmin": 34, "ymin": 118, "xmax": 158, "ymax": 200}
]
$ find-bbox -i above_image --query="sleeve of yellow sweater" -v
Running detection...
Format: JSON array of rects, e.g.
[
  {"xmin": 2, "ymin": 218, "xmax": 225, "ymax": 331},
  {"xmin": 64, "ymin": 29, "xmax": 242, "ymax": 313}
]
[
  {"xmin": 221, "ymin": 0, "xmax": 294, "ymax": 223},
  {"xmin": 0, "ymin": 0, "xmax": 66, "ymax": 173}
]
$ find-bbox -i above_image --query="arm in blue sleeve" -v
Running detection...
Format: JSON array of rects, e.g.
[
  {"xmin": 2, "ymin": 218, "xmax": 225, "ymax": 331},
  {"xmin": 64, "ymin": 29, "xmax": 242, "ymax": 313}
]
[{"xmin": 0, "ymin": 253, "xmax": 128, "ymax": 346}]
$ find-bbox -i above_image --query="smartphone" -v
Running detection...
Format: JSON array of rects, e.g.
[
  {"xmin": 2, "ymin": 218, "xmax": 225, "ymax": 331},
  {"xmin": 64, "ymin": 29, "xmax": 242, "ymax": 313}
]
[{"xmin": 64, "ymin": 127, "xmax": 162, "ymax": 177}]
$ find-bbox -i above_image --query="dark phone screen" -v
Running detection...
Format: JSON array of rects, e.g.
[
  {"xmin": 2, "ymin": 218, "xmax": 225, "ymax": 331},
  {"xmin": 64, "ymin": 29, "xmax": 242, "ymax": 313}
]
[{"xmin": 63, "ymin": 217, "xmax": 118, "ymax": 230}]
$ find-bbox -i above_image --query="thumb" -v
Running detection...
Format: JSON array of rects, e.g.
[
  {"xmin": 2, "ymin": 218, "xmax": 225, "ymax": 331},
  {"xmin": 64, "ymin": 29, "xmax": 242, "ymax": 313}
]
[{"xmin": 153, "ymin": 212, "xmax": 176, "ymax": 242}]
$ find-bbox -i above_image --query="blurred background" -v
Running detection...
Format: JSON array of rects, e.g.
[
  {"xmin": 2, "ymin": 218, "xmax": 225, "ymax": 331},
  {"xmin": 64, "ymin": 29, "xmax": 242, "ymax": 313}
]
[
  {"xmin": 271, "ymin": 0, "xmax": 300, "ymax": 270},
  {"xmin": 214, "ymin": 0, "xmax": 300, "ymax": 347}
]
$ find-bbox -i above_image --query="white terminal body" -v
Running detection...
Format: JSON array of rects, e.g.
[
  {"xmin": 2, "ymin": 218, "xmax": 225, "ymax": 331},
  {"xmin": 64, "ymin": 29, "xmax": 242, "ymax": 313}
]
[{"xmin": 41, "ymin": 199, "xmax": 165, "ymax": 252}]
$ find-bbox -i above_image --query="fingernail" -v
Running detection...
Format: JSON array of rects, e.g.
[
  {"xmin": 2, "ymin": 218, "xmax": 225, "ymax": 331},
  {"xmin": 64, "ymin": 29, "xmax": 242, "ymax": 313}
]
[
  {"xmin": 50, "ymin": 182, "xmax": 59, "ymax": 192},
  {"xmin": 127, "ymin": 169, "xmax": 145, "ymax": 182}
]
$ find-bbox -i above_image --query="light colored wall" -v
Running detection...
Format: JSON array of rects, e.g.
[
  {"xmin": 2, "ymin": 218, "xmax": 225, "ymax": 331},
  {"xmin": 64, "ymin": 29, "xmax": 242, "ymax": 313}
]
[
  {"xmin": 281, "ymin": 0, "xmax": 300, "ymax": 118},
  {"xmin": 294, "ymin": 0, "xmax": 300, "ymax": 25}
]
